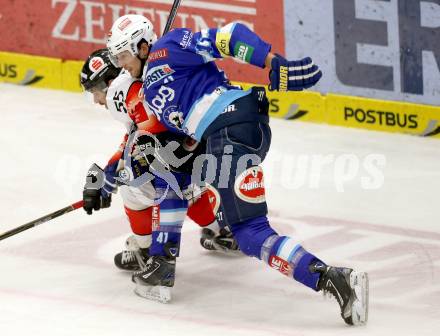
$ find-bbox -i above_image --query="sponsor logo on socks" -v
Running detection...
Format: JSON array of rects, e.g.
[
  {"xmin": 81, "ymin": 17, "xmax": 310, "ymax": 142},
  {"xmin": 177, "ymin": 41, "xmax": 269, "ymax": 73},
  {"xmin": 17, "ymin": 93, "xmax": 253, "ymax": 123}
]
[{"xmin": 269, "ymin": 256, "xmax": 292, "ymax": 276}]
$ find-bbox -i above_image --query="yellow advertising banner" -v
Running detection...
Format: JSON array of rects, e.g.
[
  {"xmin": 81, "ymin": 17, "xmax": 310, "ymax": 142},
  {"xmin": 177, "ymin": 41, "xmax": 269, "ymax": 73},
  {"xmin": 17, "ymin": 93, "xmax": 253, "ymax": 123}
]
[
  {"xmin": 326, "ymin": 94, "xmax": 440, "ymax": 138},
  {"xmin": 0, "ymin": 52, "xmax": 62, "ymax": 89},
  {"xmin": 62, "ymin": 60, "xmax": 83, "ymax": 92},
  {"xmin": 1, "ymin": 52, "xmax": 439, "ymax": 139}
]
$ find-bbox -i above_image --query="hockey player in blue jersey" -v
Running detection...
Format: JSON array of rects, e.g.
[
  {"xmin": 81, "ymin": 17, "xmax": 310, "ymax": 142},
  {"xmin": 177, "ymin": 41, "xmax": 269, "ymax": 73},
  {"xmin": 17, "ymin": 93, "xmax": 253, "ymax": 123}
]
[{"xmin": 107, "ymin": 15, "xmax": 368, "ymax": 325}]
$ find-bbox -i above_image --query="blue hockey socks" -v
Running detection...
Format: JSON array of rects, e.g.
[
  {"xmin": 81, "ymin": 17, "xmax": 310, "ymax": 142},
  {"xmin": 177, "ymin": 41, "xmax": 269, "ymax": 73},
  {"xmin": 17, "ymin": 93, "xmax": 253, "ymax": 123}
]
[{"xmin": 230, "ymin": 216, "xmax": 325, "ymax": 291}]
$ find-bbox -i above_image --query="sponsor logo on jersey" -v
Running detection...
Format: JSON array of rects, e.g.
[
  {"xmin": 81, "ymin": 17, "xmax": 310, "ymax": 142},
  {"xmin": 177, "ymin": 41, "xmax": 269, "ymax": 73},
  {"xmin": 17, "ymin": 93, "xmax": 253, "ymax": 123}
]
[
  {"xmin": 215, "ymin": 23, "xmax": 235, "ymax": 57},
  {"xmin": 118, "ymin": 17, "xmax": 132, "ymax": 31},
  {"xmin": 180, "ymin": 30, "xmax": 193, "ymax": 49},
  {"xmin": 89, "ymin": 57, "xmax": 105, "ymax": 73},
  {"xmin": 215, "ymin": 32, "xmax": 231, "ymax": 57},
  {"xmin": 223, "ymin": 104, "xmax": 237, "ymax": 113},
  {"xmin": 234, "ymin": 166, "xmax": 266, "ymax": 203},
  {"xmin": 147, "ymin": 85, "xmax": 176, "ymax": 117},
  {"xmin": 269, "ymin": 256, "xmax": 292, "ymax": 276},
  {"xmin": 145, "ymin": 64, "xmax": 175, "ymax": 89},
  {"xmin": 148, "ymin": 48, "xmax": 169, "ymax": 62},
  {"xmin": 234, "ymin": 42, "xmax": 254, "ymax": 63}
]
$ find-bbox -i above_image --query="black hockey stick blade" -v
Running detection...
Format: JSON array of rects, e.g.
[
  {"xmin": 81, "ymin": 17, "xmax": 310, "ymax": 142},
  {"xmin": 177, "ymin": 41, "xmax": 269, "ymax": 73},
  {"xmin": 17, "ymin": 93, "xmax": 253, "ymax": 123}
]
[
  {"xmin": 0, "ymin": 200, "xmax": 84, "ymax": 242},
  {"xmin": 162, "ymin": 0, "xmax": 182, "ymax": 36}
]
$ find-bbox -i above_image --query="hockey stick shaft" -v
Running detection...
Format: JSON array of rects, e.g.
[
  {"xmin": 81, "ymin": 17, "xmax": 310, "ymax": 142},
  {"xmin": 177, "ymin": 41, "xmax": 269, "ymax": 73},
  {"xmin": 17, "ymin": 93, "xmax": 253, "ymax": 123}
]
[
  {"xmin": 0, "ymin": 200, "xmax": 84, "ymax": 241},
  {"xmin": 162, "ymin": 0, "xmax": 182, "ymax": 36}
]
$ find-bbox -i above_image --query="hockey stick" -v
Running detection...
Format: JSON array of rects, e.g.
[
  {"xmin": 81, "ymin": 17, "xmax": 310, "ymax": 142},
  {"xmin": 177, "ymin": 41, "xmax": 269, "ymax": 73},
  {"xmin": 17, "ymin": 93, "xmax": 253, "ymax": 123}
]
[
  {"xmin": 0, "ymin": 200, "xmax": 84, "ymax": 242},
  {"xmin": 162, "ymin": 0, "xmax": 182, "ymax": 36}
]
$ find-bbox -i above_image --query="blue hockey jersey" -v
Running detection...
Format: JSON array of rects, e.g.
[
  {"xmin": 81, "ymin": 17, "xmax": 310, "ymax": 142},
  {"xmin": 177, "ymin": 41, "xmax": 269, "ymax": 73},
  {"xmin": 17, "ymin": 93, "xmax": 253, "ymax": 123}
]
[{"xmin": 143, "ymin": 22, "xmax": 271, "ymax": 141}]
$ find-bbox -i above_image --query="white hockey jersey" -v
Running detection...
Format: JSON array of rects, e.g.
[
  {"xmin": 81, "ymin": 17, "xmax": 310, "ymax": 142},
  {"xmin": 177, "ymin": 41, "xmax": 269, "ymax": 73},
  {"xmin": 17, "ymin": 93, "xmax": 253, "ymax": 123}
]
[
  {"xmin": 106, "ymin": 70, "xmax": 137, "ymax": 133},
  {"xmin": 106, "ymin": 69, "xmax": 168, "ymax": 134}
]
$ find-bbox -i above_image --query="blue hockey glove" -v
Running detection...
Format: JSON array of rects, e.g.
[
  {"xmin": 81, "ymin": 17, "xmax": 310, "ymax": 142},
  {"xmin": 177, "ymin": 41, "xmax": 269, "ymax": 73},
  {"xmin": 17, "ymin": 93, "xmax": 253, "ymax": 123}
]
[
  {"xmin": 269, "ymin": 54, "xmax": 322, "ymax": 91},
  {"xmin": 102, "ymin": 161, "xmax": 118, "ymax": 199}
]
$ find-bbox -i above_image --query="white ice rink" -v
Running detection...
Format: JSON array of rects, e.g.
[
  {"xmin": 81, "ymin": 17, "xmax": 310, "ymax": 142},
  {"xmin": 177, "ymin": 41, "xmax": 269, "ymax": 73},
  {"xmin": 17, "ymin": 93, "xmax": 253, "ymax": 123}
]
[{"xmin": 0, "ymin": 83, "xmax": 439, "ymax": 336}]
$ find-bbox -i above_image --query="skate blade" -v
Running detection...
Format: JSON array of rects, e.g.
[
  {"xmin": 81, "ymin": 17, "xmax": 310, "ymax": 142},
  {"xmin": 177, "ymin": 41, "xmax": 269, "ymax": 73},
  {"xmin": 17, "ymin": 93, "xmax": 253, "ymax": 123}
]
[
  {"xmin": 349, "ymin": 271, "xmax": 369, "ymax": 326},
  {"xmin": 133, "ymin": 281, "xmax": 172, "ymax": 303}
]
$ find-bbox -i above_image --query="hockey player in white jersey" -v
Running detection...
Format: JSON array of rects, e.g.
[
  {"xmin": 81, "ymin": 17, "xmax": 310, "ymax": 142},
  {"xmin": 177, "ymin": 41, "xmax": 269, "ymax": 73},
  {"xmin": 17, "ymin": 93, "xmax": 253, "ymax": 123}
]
[{"xmin": 80, "ymin": 49, "xmax": 239, "ymax": 274}]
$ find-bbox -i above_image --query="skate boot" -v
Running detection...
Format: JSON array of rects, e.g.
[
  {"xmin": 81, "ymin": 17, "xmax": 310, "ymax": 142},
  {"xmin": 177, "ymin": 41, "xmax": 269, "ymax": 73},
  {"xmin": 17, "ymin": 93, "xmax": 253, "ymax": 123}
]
[
  {"xmin": 200, "ymin": 226, "xmax": 240, "ymax": 253},
  {"xmin": 310, "ymin": 262, "xmax": 369, "ymax": 326},
  {"xmin": 131, "ymin": 243, "xmax": 178, "ymax": 303},
  {"xmin": 114, "ymin": 236, "xmax": 150, "ymax": 271},
  {"xmin": 114, "ymin": 249, "xmax": 150, "ymax": 271}
]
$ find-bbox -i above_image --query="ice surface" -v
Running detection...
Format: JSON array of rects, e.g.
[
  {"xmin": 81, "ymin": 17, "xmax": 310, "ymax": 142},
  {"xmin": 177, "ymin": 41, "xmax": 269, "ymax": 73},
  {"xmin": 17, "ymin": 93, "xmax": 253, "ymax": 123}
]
[{"xmin": 0, "ymin": 84, "xmax": 439, "ymax": 336}]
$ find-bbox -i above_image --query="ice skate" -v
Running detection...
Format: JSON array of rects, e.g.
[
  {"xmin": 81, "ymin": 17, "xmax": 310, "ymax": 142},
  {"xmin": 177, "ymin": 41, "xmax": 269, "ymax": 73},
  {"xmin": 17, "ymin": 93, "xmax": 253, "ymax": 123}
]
[
  {"xmin": 114, "ymin": 236, "xmax": 150, "ymax": 271},
  {"xmin": 132, "ymin": 255, "xmax": 176, "ymax": 303},
  {"xmin": 311, "ymin": 263, "xmax": 369, "ymax": 326},
  {"xmin": 200, "ymin": 227, "xmax": 240, "ymax": 254},
  {"xmin": 114, "ymin": 249, "xmax": 150, "ymax": 271}
]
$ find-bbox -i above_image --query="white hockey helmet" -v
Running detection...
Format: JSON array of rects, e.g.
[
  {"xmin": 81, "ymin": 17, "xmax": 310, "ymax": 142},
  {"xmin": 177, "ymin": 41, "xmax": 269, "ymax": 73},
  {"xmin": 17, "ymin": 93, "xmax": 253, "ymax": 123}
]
[{"xmin": 107, "ymin": 15, "xmax": 157, "ymax": 57}]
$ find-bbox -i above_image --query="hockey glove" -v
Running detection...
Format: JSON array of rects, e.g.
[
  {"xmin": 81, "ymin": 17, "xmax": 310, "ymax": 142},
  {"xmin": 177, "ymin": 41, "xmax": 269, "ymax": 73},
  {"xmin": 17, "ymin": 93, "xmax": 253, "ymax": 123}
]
[
  {"xmin": 269, "ymin": 54, "xmax": 322, "ymax": 91},
  {"xmin": 83, "ymin": 163, "xmax": 112, "ymax": 215},
  {"xmin": 102, "ymin": 161, "xmax": 119, "ymax": 199}
]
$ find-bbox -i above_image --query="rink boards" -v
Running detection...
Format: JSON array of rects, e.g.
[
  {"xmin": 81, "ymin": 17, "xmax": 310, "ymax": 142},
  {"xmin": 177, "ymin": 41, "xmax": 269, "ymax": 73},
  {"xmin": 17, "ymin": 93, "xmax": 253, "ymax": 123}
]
[{"xmin": 1, "ymin": 51, "xmax": 439, "ymax": 139}]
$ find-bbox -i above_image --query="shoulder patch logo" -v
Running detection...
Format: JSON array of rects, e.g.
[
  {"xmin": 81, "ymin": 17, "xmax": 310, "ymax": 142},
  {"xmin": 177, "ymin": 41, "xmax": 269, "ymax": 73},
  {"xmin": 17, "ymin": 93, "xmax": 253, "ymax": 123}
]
[
  {"xmin": 180, "ymin": 30, "xmax": 194, "ymax": 49},
  {"xmin": 215, "ymin": 32, "xmax": 231, "ymax": 57},
  {"xmin": 148, "ymin": 48, "xmax": 169, "ymax": 62},
  {"xmin": 234, "ymin": 42, "xmax": 254, "ymax": 63}
]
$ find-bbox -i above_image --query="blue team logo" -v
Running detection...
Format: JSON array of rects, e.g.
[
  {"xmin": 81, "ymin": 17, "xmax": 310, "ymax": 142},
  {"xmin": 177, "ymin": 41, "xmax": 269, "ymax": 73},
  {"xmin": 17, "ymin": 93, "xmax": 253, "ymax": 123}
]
[{"xmin": 163, "ymin": 105, "xmax": 184, "ymax": 130}]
